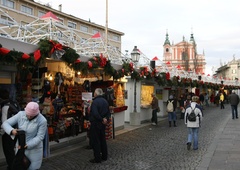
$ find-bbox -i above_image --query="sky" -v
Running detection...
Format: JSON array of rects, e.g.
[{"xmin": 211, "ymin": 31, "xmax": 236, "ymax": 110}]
[{"xmin": 38, "ymin": 0, "xmax": 240, "ymax": 75}]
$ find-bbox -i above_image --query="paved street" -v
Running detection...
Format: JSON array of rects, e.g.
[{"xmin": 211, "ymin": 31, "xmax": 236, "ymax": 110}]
[{"xmin": 39, "ymin": 103, "xmax": 235, "ymax": 170}]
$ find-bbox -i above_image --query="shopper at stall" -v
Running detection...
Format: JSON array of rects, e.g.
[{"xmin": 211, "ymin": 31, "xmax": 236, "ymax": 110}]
[
  {"xmin": 150, "ymin": 93, "xmax": 159, "ymax": 125},
  {"xmin": 52, "ymin": 93, "xmax": 64, "ymax": 121},
  {"xmin": 2, "ymin": 101, "xmax": 47, "ymax": 170},
  {"xmin": 89, "ymin": 88, "xmax": 111, "ymax": 163}
]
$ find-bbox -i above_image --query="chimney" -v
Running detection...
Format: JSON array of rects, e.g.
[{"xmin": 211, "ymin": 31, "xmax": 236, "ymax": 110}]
[{"xmin": 58, "ymin": 4, "xmax": 62, "ymax": 12}]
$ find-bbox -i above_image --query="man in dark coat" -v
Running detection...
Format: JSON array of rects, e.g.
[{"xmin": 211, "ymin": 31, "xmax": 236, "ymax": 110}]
[
  {"xmin": 229, "ymin": 90, "xmax": 240, "ymax": 119},
  {"xmin": 89, "ymin": 88, "xmax": 111, "ymax": 163}
]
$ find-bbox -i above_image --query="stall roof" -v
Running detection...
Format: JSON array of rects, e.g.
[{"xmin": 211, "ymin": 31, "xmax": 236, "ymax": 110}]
[{"xmin": 0, "ymin": 36, "xmax": 37, "ymax": 54}]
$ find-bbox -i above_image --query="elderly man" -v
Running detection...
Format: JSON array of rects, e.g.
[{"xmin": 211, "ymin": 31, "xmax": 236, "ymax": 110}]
[
  {"xmin": 89, "ymin": 88, "xmax": 111, "ymax": 163},
  {"xmin": 229, "ymin": 90, "xmax": 240, "ymax": 119}
]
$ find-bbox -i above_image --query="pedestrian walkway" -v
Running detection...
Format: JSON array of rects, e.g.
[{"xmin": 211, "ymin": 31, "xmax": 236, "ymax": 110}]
[
  {"xmin": 1, "ymin": 104, "xmax": 240, "ymax": 170},
  {"xmin": 198, "ymin": 106, "xmax": 240, "ymax": 170}
]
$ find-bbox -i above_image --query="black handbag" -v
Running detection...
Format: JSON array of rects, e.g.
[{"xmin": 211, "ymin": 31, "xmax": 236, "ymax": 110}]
[{"xmin": 11, "ymin": 130, "xmax": 31, "ymax": 170}]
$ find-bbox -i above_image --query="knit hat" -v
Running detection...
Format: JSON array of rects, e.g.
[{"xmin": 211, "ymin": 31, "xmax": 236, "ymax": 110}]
[
  {"xmin": 169, "ymin": 95, "xmax": 173, "ymax": 99},
  {"xmin": 192, "ymin": 96, "xmax": 199, "ymax": 102},
  {"xmin": 25, "ymin": 102, "xmax": 40, "ymax": 117}
]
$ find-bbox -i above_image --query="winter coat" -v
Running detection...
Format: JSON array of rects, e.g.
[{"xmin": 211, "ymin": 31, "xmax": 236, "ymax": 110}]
[
  {"xmin": 151, "ymin": 96, "xmax": 159, "ymax": 110},
  {"xmin": 89, "ymin": 95, "xmax": 110, "ymax": 127},
  {"xmin": 184, "ymin": 102, "xmax": 203, "ymax": 128},
  {"xmin": 229, "ymin": 93, "xmax": 240, "ymax": 106},
  {"xmin": 2, "ymin": 111, "xmax": 47, "ymax": 170},
  {"xmin": 220, "ymin": 94, "xmax": 224, "ymax": 102}
]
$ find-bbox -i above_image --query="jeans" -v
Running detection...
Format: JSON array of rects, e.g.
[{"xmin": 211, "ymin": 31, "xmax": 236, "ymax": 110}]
[
  {"xmin": 151, "ymin": 109, "xmax": 158, "ymax": 124},
  {"xmin": 231, "ymin": 105, "xmax": 238, "ymax": 119},
  {"xmin": 168, "ymin": 112, "xmax": 176, "ymax": 121},
  {"xmin": 187, "ymin": 127, "xmax": 199, "ymax": 150}
]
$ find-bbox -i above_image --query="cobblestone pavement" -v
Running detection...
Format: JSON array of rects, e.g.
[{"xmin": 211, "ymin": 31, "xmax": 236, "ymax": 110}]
[{"xmin": 39, "ymin": 104, "xmax": 230, "ymax": 170}]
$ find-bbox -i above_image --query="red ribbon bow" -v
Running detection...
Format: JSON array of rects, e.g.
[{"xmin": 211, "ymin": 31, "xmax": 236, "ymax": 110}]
[{"xmin": 49, "ymin": 40, "xmax": 63, "ymax": 54}]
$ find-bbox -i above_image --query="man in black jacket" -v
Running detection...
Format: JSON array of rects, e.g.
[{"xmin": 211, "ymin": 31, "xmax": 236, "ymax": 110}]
[
  {"xmin": 89, "ymin": 88, "xmax": 111, "ymax": 163},
  {"xmin": 229, "ymin": 90, "xmax": 240, "ymax": 119}
]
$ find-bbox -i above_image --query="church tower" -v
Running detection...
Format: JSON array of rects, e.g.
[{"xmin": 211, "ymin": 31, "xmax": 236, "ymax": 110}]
[{"xmin": 162, "ymin": 31, "xmax": 206, "ymax": 74}]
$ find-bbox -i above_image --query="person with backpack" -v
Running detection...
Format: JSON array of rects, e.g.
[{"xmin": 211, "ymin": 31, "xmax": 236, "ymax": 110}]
[
  {"xmin": 184, "ymin": 96, "xmax": 203, "ymax": 150},
  {"xmin": 1, "ymin": 89, "xmax": 21, "ymax": 170},
  {"xmin": 166, "ymin": 95, "xmax": 177, "ymax": 127}
]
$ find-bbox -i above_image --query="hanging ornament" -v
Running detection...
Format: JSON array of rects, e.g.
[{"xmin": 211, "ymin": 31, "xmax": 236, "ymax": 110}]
[
  {"xmin": 166, "ymin": 72, "xmax": 170, "ymax": 80},
  {"xmin": 49, "ymin": 40, "xmax": 65, "ymax": 60},
  {"xmin": 22, "ymin": 53, "xmax": 30, "ymax": 59},
  {"xmin": 88, "ymin": 61, "xmax": 93, "ymax": 68},
  {"xmin": 34, "ymin": 50, "xmax": 41, "ymax": 61},
  {"xmin": 100, "ymin": 56, "xmax": 107, "ymax": 67},
  {"xmin": 74, "ymin": 59, "xmax": 81, "ymax": 63},
  {"xmin": 0, "ymin": 47, "xmax": 10, "ymax": 55}
]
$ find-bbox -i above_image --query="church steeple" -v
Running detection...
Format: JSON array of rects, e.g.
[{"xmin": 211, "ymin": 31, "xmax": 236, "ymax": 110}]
[
  {"xmin": 164, "ymin": 30, "xmax": 171, "ymax": 45},
  {"xmin": 189, "ymin": 28, "xmax": 195, "ymax": 44}
]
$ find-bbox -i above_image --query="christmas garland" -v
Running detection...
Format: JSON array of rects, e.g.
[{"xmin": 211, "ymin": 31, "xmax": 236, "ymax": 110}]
[{"xmin": 0, "ymin": 39, "xmax": 239, "ymax": 91}]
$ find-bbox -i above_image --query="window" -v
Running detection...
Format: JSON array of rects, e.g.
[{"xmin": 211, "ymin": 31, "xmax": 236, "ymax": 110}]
[
  {"xmin": 0, "ymin": 15, "xmax": 14, "ymax": 26},
  {"xmin": 1, "ymin": 0, "xmax": 14, "ymax": 9},
  {"xmin": 232, "ymin": 69, "xmax": 236, "ymax": 74},
  {"xmin": 38, "ymin": 11, "xmax": 45, "ymax": 17},
  {"xmin": 21, "ymin": 5, "xmax": 33, "ymax": 15},
  {"xmin": 80, "ymin": 25, "xmax": 88, "ymax": 33},
  {"xmin": 68, "ymin": 21, "xmax": 76, "ymax": 29},
  {"xmin": 93, "ymin": 29, "xmax": 99, "ymax": 34},
  {"xmin": 58, "ymin": 18, "xmax": 64, "ymax": 25},
  {"xmin": 112, "ymin": 35, "xmax": 120, "ymax": 41}
]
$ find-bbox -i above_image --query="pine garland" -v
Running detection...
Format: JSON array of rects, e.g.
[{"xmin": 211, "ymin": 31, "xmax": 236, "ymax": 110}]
[{"xmin": 0, "ymin": 39, "xmax": 239, "ymax": 91}]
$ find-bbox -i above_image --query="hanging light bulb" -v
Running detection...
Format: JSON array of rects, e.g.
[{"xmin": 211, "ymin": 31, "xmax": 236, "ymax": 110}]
[{"xmin": 49, "ymin": 74, "xmax": 53, "ymax": 81}]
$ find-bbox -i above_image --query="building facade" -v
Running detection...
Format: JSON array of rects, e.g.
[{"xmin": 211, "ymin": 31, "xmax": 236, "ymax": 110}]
[
  {"xmin": 215, "ymin": 57, "xmax": 240, "ymax": 81},
  {"xmin": 0, "ymin": 0, "xmax": 124, "ymax": 50},
  {"xmin": 163, "ymin": 32, "xmax": 206, "ymax": 74}
]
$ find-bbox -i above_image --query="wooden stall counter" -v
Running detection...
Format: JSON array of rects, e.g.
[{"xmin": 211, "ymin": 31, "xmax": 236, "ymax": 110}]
[{"xmin": 111, "ymin": 106, "xmax": 128, "ymax": 131}]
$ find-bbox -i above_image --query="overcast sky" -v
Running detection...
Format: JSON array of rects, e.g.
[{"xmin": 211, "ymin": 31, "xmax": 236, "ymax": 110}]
[{"xmin": 39, "ymin": 0, "xmax": 240, "ymax": 75}]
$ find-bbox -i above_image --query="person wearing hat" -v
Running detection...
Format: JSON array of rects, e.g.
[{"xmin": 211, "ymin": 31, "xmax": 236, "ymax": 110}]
[
  {"xmin": 229, "ymin": 90, "xmax": 240, "ymax": 119},
  {"xmin": 184, "ymin": 96, "xmax": 203, "ymax": 150},
  {"xmin": 2, "ymin": 102, "xmax": 47, "ymax": 170}
]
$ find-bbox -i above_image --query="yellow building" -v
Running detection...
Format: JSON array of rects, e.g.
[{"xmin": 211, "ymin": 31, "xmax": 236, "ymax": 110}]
[{"xmin": 0, "ymin": 0, "xmax": 124, "ymax": 50}]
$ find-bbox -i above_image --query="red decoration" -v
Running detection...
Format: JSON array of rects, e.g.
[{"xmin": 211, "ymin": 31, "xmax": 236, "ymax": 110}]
[
  {"xmin": 176, "ymin": 65, "xmax": 181, "ymax": 69},
  {"xmin": 88, "ymin": 61, "xmax": 92, "ymax": 68},
  {"xmin": 100, "ymin": 55, "xmax": 107, "ymax": 67},
  {"xmin": 166, "ymin": 61, "xmax": 171, "ymax": 65},
  {"xmin": 166, "ymin": 72, "xmax": 170, "ymax": 80},
  {"xmin": 74, "ymin": 59, "xmax": 81, "ymax": 63},
  {"xmin": 0, "ymin": 47, "xmax": 10, "ymax": 55},
  {"xmin": 49, "ymin": 40, "xmax": 63, "ymax": 54},
  {"xmin": 129, "ymin": 62, "xmax": 134, "ymax": 71},
  {"xmin": 22, "ymin": 53, "xmax": 30, "ymax": 59},
  {"xmin": 34, "ymin": 50, "xmax": 41, "ymax": 61}
]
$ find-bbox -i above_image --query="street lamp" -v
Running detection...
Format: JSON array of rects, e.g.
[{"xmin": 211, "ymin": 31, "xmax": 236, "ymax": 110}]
[{"xmin": 130, "ymin": 46, "xmax": 140, "ymax": 125}]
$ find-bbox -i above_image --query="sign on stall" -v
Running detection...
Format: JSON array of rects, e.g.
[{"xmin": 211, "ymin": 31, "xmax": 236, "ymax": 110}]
[{"xmin": 82, "ymin": 92, "xmax": 92, "ymax": 101}]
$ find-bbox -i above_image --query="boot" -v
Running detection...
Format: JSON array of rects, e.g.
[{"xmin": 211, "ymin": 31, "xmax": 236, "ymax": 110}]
[
  {"xmin": 174, "ymin": 121, "xmax": 177, "ymax": 127},
  {"xmin": 169, "ymin": 121, "xmax": 171, "ymax": 127}
]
